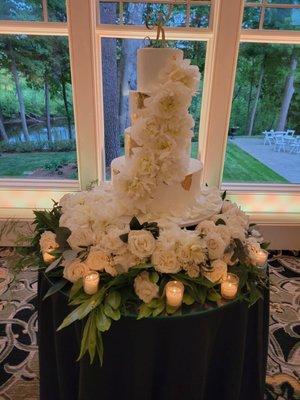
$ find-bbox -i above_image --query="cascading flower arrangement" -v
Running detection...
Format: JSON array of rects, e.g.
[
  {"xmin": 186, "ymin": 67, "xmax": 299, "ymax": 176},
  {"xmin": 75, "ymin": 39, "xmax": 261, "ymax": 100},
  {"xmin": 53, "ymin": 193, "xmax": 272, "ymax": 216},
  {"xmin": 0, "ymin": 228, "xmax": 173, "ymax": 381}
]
[{"xmin": 13, "ymin": 191, "xmax": 268, "ymax": 365}]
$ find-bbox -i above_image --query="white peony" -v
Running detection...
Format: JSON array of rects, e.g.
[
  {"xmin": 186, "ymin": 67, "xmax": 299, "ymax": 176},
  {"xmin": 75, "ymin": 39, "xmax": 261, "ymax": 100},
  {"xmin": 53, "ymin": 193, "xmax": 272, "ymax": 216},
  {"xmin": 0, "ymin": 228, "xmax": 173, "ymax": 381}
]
[
  {"xmin": 112, "ymin": 250, "xmax": 142, "ymax": 273},
  {"xmin": 205, "ymin": 232, "xmax": 226, "ymax": 260},
  {"xmin": 128, "ymin": 229, "xmax": 156, "ymax": 258},
  {"xmin": 196, "ymin": 220, "xmax": 216, "ymax": 236},
  {"xmin": 152, "ymin": 244, "xmax": 181, "ymax": 274},
  {"xmin": 67, "ymin": 227, "xmax": 95, "ymax": 251},
  {"xmin": 176, "ymin": 230, "xmax": 206, "ymax": 266},
  {"xmin": 203, "ymin": 259, "xmax": 227, "ymax": 283},
  {"xmin": 183, "ymin": 262, "xmax": 200, "ymax": 278},
  {"xmin": 134, "ymin": 271, "xmax": 159, "ymax": 303},
  {"xmin": 130, "ymin": 148, "xmax": 159, "ymax": 178},
  {"xmin": 63, "ymin": 258, "xmax": 90, "ymax": 283},
  {"xmin": 214, "ymin": 225, "xmax": 231, "ymax": 247},
  {"xmin": 160, "ymin": 58, "xmax": 200, "ymax": 94},
  {"xmin": 130, "ymin": 116, "xmax": 161, "ymax": 146},
  {"xmin": 86, "ymin": 249, "xmax": 110, "ymax": 271},
  {"xmin": 99, "ymin": 225, "xmax": 127, "ymax": 254},
  {"xmin": 227, "ymin": 222, "xmax": 246, "ymax": 242}
]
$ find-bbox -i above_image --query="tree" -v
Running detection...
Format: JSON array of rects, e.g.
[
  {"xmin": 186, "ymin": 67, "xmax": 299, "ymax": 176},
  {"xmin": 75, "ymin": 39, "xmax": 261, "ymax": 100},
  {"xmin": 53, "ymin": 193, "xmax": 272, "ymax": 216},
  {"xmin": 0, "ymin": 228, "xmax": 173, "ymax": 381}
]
[{"xmin": 0, "ymin": 105, "xmax": 8, "ymax": 141}]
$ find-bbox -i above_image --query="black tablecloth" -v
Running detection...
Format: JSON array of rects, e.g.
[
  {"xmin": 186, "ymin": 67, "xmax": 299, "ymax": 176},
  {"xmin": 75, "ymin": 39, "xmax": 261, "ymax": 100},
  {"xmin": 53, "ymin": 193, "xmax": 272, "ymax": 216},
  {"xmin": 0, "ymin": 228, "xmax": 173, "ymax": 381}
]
[{"xmin": 38, "ymin": 273, "xmax": 269, "ymax": 400}]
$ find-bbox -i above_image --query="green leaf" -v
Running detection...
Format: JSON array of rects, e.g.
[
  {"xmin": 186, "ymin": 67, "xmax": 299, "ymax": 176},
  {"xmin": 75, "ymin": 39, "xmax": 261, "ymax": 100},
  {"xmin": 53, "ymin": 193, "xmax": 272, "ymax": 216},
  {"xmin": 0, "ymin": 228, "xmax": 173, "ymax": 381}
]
[
  {"xmin": 166, "ymin": 304, "xmax": 178, "ymax": 314},
  {"xmin": 55, "ymin": 226, "xmax": 71, "ymax": 249},
  {"xmin": 221, "ymin": 190, "xmax": 227, "ymax": 200},
  {"xmin": 149, "ymin": 271, "xmax": 159, "ymax": 284},
  {"xmin": 215, "ymin": 218, "xmax": 226, "ymax": 226},
  {"xmin": 183, "ymin": 293, "xmax": 195, "ymax": 305},
  {"xmin": 95, "ymin": 307, "xmax": 111, "ymax": 332},
  {"xmin": 197, "ymin": 286, "xmax": 207, "ymax": 305},
  {"xmin": 43, "ymin": 278, "xmax": 68, "ymax": 300},
  {"xmin": 106, "ymin": 291, "xmax": 121, "ymax": 310},
  {"xmin": 260, "ymin": 242, "xmax": 270, "ymax": 250},
  {"xmin": 146, "ymin": 298, "xmax": 159, "ymax": 309},
  {"xmin": 207, "ymin": 290, "xmax": 221, "ymax": 302},
  {"xmin": 129, "ymin": 216, "xmax": 142, "ymax": 230},
  {"xmin": 96, "ymin": 331, "xmax": 104, "ymax": 366},
  {"xmin": 234, "ymin": 238, "xmax": 248, "ymax": 264},
  {"xmin": 103, "ymin": 303, "xmax": 120, "ymax": 321},
  {"xmin": 151, "ymin": 298, "xmax": 165, "ymax": 317},
  {"xmin": 88, "ymin": 313, "xmax": 97, "ymax": 363},
  {"xmin": 58, "ymin": 290, "xmax": 104, "ymax": 330},
  {"xmin": 45, "ymin": 256, "xmax": 62, "ymax": 273},
  {"xmin": 77, "ymin": 314, "xmax": 92, "ymax": 361},
  {"xmin": 69, "ymin": 278, "xmax": 83, "ymax": 301},
  {"xmin": 137, "ymin": 303, "xmax": 152, "ymax": 319}
]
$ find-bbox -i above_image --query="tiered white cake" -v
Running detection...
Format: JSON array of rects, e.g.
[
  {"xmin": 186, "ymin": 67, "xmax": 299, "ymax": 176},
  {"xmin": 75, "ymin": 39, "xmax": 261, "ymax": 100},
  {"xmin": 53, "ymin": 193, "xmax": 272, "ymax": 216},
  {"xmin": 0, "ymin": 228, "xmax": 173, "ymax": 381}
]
[{"xmin": 111, "ymin": 47, "xmax": 221, "ymax": 225}]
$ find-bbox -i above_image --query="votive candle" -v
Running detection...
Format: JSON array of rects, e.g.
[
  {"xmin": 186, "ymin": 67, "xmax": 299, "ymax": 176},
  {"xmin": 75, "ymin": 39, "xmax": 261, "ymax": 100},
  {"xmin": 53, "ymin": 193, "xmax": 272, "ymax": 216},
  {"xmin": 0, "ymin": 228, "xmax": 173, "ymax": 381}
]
[
  {"xmin": 166, "ymin": 281, "xmax": 184, "ymax": 308},
  {"xmin": 83, "ymin": 272, "xmax": 100, "ymax": 295},
  {"xmin": 255, "ymin": 249, "xmax": 268, "ymax": 267},
  {"xmin": 221, "ymin": 273, "xmax": 239, "ymax": 300}
]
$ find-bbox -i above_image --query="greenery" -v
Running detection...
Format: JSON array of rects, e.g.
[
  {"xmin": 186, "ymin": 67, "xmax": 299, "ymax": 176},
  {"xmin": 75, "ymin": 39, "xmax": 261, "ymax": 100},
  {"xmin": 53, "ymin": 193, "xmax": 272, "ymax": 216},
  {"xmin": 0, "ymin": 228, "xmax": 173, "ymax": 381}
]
[
  {"xmin": 0, "ymin": 139, "xmax": 76, "ymax": 153},
  {"xmin": 0, "ymin": 151, "xmax": 76, "ymax": 177},
  {"xmin": 191, "ymin": 141, "xmax": 288, "ymax": 183}
]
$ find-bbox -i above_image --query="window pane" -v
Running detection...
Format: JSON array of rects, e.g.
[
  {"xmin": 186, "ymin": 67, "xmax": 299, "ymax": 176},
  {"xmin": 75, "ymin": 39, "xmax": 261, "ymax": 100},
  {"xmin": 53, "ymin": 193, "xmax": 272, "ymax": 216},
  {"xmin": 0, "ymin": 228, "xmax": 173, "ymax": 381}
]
[
  {"xmin": 101, "ymin": 38, "xmax": 206, "ymax": 179},
  {"xmin": 223, "ymin": 43, "xmax": 300, "ymax": 184},
  {"xmin": 0, "ymin": 0, "xmax": 42, "ymax": 21},
  {"xmin": 0, "ymin": 35, "xmax": 77, "ymax": 180},
  {"xmin": 264, "ymin": 7, "xmax": 300, "ymax": 29},
  {"xmin": 99, "ymin": 2, "xmax": 120, "ymax": 24},
  {"xmin": 190, "ymin": 5, "xmax": 210, "ymax": 28},
  {"xmin": 48, "ymin": 0, "xmax": 67, "ymax": 22},
  {"xmin": 243, "ymin": 7, "xmax": 261, "ymax": 29},
  {"xmin": 267, "ymin": 0, "xmax": 300, "ymax": 4}
]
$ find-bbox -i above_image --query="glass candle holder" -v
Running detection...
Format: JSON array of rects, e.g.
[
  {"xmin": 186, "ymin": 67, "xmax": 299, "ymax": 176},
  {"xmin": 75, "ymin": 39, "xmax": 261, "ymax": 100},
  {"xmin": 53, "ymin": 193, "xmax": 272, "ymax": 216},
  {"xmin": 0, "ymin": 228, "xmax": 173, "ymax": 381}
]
[
  {"xmin": 83, "ymin": 272, "xmax": 100, "ymax": 295},
  {"xmin": 255, "ymin": 249, "xmax": 268, "ymax": 267},
  {"xmin": 165, "ymin": 281, "xmax": 184, "ymax": 308},
  {"xmin": 221, "ymin": 273, "xmax": 239, "ymax": 300}
]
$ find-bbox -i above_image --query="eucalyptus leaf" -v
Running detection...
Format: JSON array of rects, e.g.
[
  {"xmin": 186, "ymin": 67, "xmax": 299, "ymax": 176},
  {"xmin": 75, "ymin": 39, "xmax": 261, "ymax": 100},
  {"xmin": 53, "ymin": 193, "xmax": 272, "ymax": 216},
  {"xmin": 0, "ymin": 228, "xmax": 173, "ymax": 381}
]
[
  {"xmin": 45, "ymin": 256, "xmax": 62, "ymax": 273},
  {"xmin": 43, "ymin": 278, "xmax": 68, "ymax": 300},
  {"xmin": 96, "ymin": 307, "xmax": 111, "ymax": 332},
  {"xmin": 106, "ymin": 291, "xmax": 121, "ymax": 310},
  {"xmin": 183, "ymin": 293, "xmax": 195, "ymax": 306}
]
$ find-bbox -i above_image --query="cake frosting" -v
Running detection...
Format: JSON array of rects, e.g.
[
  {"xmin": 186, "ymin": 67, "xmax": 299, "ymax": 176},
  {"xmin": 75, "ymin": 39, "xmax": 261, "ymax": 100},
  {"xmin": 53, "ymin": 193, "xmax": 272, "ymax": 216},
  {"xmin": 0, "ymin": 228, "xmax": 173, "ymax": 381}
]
[{"xmin": 110, "ymin": 46, "xmax": 222, "ymax": 225}]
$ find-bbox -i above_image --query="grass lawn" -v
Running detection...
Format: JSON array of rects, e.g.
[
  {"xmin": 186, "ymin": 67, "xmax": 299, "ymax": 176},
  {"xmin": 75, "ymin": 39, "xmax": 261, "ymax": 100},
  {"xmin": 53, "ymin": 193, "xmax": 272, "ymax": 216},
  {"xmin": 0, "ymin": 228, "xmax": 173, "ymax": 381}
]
[
  {"xmin": 1, "ymin": 144, "xmax": 288, "ymax": 183},
  {"xmin": 191, "ymin": 142, "xmax": 288, "ymax": 183},
  {"xmin": 0, "ymin": 151, "xmax": 77, "ymax": 177}
]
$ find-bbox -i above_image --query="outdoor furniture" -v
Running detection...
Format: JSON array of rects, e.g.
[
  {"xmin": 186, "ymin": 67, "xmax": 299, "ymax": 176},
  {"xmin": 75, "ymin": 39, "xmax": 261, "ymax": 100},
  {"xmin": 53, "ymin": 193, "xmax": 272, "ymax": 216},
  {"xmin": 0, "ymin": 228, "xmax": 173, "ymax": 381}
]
[
  {"xmin": 290, "ymin": 136, "xmax": 300, "ymax": 154},
  {"xmin": 285, "ymin": 130, "xmax": 295, "ymax": 137},
  {"xmin": 274, "ymin": 136, "xmax": 286, "ymax": 152},
  {"xmin": 263, "ymin": 131, "xmax": 275, "ymax": 146}
]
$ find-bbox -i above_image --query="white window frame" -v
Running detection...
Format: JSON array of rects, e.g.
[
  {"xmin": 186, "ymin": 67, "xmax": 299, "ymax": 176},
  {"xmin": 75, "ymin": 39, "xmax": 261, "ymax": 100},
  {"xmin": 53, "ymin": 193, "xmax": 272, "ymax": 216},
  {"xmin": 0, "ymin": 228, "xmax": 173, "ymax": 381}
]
[{"xmin": 0, "ymin": 0, "xmax": 299, "ymax": 228}]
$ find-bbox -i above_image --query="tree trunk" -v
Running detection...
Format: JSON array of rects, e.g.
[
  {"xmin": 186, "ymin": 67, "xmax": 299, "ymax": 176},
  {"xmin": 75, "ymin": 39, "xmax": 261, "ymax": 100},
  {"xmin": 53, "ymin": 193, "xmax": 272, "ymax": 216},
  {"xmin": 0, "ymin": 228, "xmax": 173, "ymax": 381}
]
[
  {"xmin": 61, "ymin": 80, "xmax": 72, "ymax": 140},
  {"xmin": 119, "ymin": 4, "xmax": 145, "ymax": 136},
  {"xmin": 101, "ymin": 3, "xmax": 120, "ymax": 167},
  {"xmin": 246, "ymin": 58, "xmax": 255, "ymax": 135},
  {"xmin": 0, "ymin": 107, "xmax": 8, "ymax": 141},
  {"xmin": 10, "ymin": 51, "xmax": 30, "ymax": 141},
  {"xmin": 247, "ymin": 61, "xmax": 264, "ymax": 136},
  {"xmin": 44, "ymin": 79, "xmax": 51, "ymax": 141},
  {"xmin": 276, "ymin": 51, "xmax": 298, "ymax": 131}
]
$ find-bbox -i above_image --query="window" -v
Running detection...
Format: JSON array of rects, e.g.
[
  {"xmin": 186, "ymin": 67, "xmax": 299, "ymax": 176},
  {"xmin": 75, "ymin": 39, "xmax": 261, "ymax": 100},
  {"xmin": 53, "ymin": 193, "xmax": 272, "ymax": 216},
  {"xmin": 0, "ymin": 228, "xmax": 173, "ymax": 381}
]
[{"xmin": 0, "ymin": 0, "xmax": 299, "ymax": 225}]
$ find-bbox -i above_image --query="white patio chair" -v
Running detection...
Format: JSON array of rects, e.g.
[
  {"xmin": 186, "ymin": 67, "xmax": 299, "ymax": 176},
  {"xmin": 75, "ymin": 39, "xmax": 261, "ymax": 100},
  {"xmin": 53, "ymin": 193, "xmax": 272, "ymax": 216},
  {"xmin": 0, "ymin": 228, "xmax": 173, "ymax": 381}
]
[
  {"xmin": 290, "ymin": 136, "xmax": 300, "ymax": 154},
  {"xmin": 285, "ymin": 130, "xmax": 295, "ymax": 137},
  {"xmin": 263, "ymin": 131, "xmax": 274, "ymax": 146},
  {"xmin": 274, "ymin": 136, "xmax": 286, "ymax": 152}
]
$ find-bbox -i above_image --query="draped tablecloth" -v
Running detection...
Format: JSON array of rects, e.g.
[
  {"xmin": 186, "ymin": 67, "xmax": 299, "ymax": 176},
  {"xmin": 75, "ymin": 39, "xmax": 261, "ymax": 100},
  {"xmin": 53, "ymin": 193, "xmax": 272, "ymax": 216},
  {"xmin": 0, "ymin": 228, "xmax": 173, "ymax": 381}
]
[{"xmin": 38, "ymin": 273, "xmax": 269, "ymax": 400}]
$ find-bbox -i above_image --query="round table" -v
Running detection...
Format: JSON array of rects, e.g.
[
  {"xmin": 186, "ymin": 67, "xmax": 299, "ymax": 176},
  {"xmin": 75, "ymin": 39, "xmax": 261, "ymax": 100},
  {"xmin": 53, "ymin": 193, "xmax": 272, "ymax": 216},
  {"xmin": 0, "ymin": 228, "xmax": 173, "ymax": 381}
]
[{"xmin": 38, "ymin": 273, "xmax": 269, "ymax": 400}]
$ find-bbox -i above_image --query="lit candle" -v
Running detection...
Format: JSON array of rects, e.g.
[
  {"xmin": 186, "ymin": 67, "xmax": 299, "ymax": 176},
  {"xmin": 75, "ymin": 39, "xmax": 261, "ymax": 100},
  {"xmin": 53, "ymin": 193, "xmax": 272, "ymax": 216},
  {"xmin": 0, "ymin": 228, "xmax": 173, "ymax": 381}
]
[
  {"xmin": 221, "ymin": 273, "xmax": 239, "ymax": 300},
  {"xmin": 166, "ymin": 281, "xmax": 184, "ymax": 308},
  {"xmin": 83, "ymin": 272, "xmax": 100, "ymax": 295},
  {"xmin": 255, "ymin": 249, "xmax": 268, "ymax": 267}
]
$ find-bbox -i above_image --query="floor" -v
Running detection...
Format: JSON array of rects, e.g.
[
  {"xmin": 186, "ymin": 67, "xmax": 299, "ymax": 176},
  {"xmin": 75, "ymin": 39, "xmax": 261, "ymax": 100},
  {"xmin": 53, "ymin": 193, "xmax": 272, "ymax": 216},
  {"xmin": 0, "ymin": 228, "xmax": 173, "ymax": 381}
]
[
  {"xmin": 0, "ymin": 249, "xmax": 299, "ymax": 400},
  {"xmin": 234, "ymin": 137, "xmax": 300, "ymax": 183}
]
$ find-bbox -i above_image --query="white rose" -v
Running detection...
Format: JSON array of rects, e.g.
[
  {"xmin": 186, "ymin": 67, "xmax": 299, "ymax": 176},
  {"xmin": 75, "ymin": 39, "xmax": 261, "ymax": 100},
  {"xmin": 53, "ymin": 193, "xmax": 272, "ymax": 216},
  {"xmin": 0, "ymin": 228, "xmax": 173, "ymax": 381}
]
[
  {"xmin": 86, "ymin": 250, "xmax": 110, "ymax": 271},
  {"xmin": 228, "ymin": 224, "xmax": 246, "ymax": 242},
  {"xmin": 128, "ymin": 230, "xmax": 156, "ymax": 258},
  {"xmin": 39, "ymin": 231, "xmax": 59, "ymax": 253},
  {"xmin": 113, "ymin": 250, "xmax": 141, "ymax": 273},
  {"xmin": 205, "ymin": 232, "xmax": 226, "ymax": 260},
  {"xmin": 134, "ymin": 271, "xmax": 159, "ymax": 303},
  {"xmin": 177, "ymin": 231, "xmax": 206, "ymax": 265},
  {"xmin": 63, "ymin": 259, "xmax": 90, "ymax": 283},
  {"xmin": 196, "ymin": 220, "xmax": 216, "ymax": 236},
  {"xmin": 152, "ymin": 245, "xmax": 181, "ymax": 274},
  {"xmin": 67, "ymin": 228, "xmax": 95, "ymax": 251},
  {"xmin": 246, "ymin": 238, "xmax": 262, "ymax": 265},
  {"xmin": 100, "ymin": 226, "xmax": 127, "ymax": 254},
  {"xmin": 203, "ymin": 259, "xmax": 227, "ymax": 283}
]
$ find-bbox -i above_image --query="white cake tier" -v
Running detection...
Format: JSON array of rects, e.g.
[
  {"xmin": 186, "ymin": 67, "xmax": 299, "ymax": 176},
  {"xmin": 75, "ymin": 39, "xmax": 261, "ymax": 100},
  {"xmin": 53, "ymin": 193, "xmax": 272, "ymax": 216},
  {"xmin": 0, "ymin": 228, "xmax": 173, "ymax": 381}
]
[
  {"xmin": 137, "ymin": 48, "xmax": 183, "ymax": 93},
  {"xmin": 111, "ymin": 156, "xmax": 203, "ymax": 214}
]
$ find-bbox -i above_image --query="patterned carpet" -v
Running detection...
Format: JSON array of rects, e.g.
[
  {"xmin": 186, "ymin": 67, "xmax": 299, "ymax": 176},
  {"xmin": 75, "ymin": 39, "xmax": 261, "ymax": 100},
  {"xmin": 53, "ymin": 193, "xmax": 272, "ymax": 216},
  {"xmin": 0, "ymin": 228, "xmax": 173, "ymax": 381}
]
[{"xmin": 0, "ymin": 249, "xmax": 299, "ymax": 400}]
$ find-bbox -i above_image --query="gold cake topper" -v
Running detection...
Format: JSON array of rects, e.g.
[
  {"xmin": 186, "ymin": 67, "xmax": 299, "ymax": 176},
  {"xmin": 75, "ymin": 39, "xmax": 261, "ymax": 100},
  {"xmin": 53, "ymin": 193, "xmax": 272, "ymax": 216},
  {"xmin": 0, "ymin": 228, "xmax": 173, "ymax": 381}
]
[{"xmin": 145, "ymin": 3, "xmax": 174, "ymax": 47}]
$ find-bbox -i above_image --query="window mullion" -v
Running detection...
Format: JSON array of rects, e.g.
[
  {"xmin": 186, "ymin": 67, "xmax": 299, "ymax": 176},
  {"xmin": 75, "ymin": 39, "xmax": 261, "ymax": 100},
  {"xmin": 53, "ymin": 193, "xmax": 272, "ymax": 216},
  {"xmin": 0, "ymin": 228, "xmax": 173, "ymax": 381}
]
[
  {"xmin": 67, "ymin": 0, "xmax": 102, "ymax": 189},
  {"xmin": 200, "ymin": 0, "xmax": 244, "ymax": 188}
]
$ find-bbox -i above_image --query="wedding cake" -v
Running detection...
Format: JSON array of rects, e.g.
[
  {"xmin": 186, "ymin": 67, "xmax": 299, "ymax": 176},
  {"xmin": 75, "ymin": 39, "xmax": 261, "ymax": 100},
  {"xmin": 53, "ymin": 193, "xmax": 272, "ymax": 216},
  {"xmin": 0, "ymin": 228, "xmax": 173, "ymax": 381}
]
[{"xmin": 110, "ymin": 47, "xmax": 222, "ymax": 225}]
